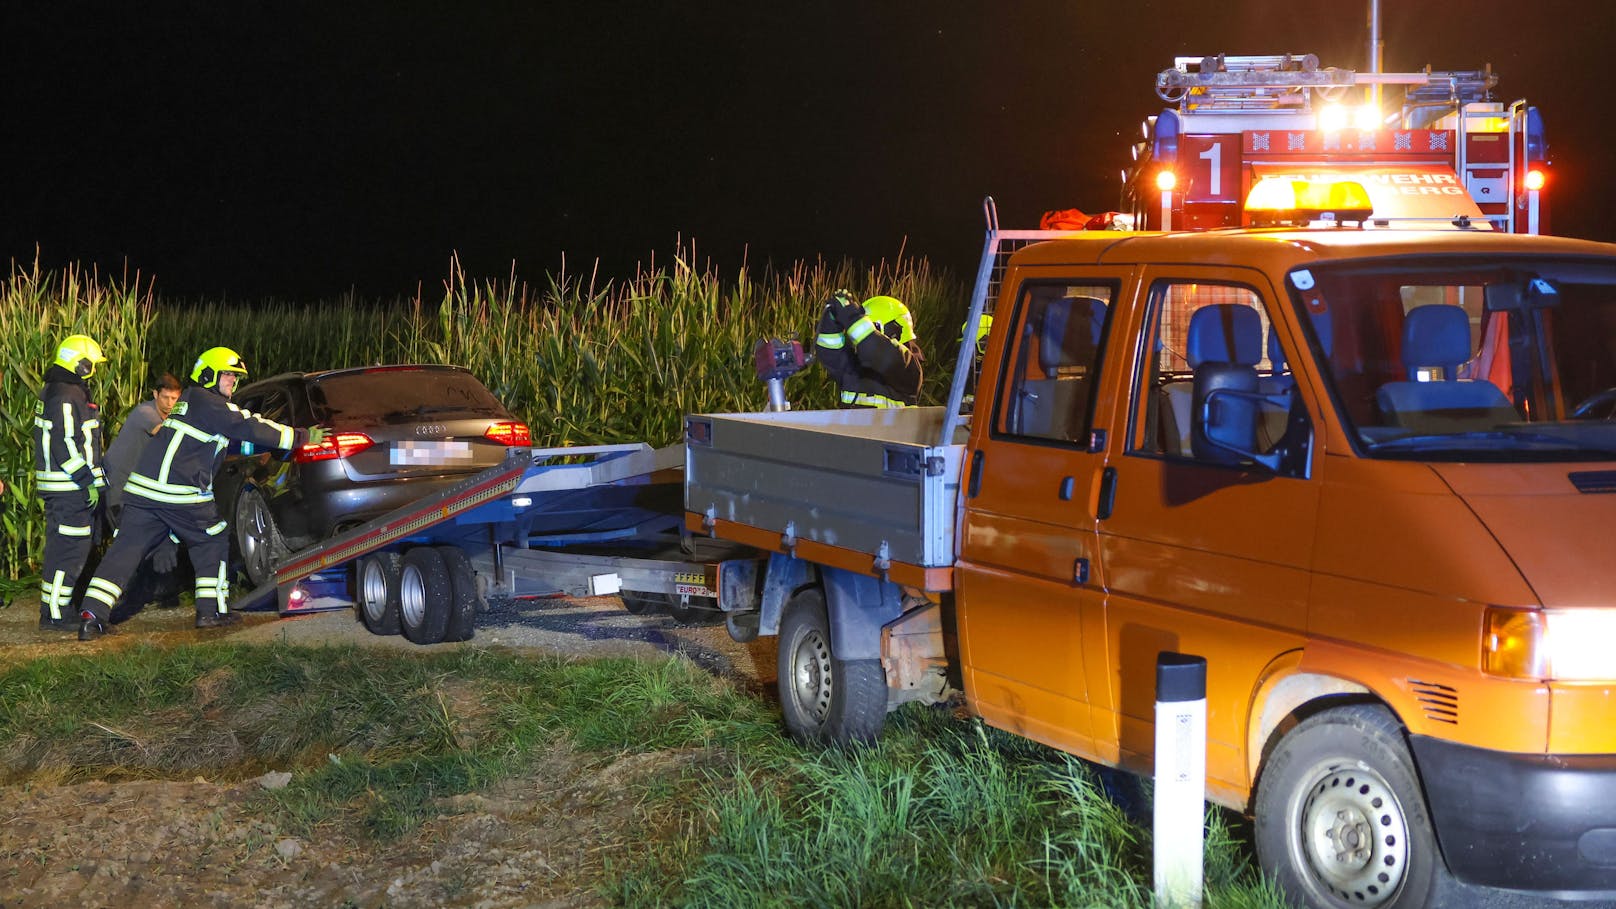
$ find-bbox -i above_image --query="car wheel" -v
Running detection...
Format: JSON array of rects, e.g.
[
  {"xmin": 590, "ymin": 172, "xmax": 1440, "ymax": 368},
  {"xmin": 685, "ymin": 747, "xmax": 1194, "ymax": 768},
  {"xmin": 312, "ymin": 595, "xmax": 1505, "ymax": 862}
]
[
  {"xmin": 1254, "ymin": 704, "xmax": 1457, "ymax": 909},
  {"xmin": 356, "ymin": 552, "xmax": 402, "ymax": 635},
  {"xmin": 776, "ymin": 587, "xmax": 887, "ymax": 745},
  {"xmin": 235, "ymin": 488, "xmax": 287, "ymax": 588},
  {"xmin": 436, "ymin": 545, "xmax": 479, "ymax": 642},
  {"xmin": 400, "ymin": 547, "xmax": 452, "ymax": 645}
]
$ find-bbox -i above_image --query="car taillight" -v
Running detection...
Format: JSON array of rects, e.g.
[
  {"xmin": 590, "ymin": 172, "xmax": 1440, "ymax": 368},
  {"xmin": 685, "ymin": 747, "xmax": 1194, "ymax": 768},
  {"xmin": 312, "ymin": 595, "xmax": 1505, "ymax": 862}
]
[
  {"xmin": 484, "ymin": 421, "xmax": 531, "ymax": 446},
  {"xmin": 294, "ymin": 431, "xmax": 375, "ymax": 462}
]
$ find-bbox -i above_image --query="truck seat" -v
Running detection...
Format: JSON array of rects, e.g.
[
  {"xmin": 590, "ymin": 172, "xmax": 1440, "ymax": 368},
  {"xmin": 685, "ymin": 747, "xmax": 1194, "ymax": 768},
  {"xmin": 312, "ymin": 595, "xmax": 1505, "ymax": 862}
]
[
  {"xmin": 1375, "ymin": 304, "xmax": 1518, "ymax": 432},
  {"xmin": 1161, "ymin": 304, "xmax": 1262, "ymax": 456},
  {"xmin": 1016, "ymin": 295, "xmax": 1107, "ymax": 440}
]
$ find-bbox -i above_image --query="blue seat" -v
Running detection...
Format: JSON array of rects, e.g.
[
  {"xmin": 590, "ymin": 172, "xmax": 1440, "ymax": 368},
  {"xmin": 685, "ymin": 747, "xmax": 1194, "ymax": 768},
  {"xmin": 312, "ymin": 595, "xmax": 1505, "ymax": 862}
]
[
  {"xmin": 1162, "ymin": 304, "xmax": 1263, "ymax": 455},
  {"xmin": 1375, "ymin": 304, "xmax": 1517, "ymax": 431},
  {"xmin": 1016, "ymin": 295, "xmax": 1107, "ymax": 440}
]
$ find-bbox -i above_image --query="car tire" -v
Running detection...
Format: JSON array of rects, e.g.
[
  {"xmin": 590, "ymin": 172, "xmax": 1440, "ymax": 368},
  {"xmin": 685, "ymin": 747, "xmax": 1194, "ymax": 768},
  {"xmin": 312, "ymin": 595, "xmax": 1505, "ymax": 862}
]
[
  {"xmin": 400, "ymin": 547, "xmax": 453, "ymax": 645},
  {"xmin": 776, "ymin": 587, "xmax": 887, "ymax": 745},
  {"xmin": 1254, "ymin": 704, "xmax": 1458, "ymax": 909},
  {"xmin": 436, "ymin": 545, "xmax": 479, "ymax": 642},
  {"xmin": 235, "ymin": 488, "xmax": 287, "ymax": 588},
  {"xmin": 356, "ymin": 552, "xmax": 403, "ymax": 635}
]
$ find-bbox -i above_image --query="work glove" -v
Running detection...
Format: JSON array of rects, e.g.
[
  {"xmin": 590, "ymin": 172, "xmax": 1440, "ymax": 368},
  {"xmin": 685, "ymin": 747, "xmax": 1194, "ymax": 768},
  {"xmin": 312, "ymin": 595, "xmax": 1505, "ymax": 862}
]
[
  {"xmin": 86, "ymin": 484, "xmax": 100, "ymax": 510},
  {"xmin": 152, "ymin": 538, "xmax": 179, "ymax": 574},
  {"xmin": 825, "ymin": 289, "xmax": 863, "ymax": 331},
  {"xmin": 306, "ymin": 424, "xmax": 330, "ymax": 446}
]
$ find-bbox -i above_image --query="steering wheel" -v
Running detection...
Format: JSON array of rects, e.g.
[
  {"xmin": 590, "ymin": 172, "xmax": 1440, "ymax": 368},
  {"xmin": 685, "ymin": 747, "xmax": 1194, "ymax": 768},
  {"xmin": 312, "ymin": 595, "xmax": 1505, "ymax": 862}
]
[{"xmin": 1570, "ymin": 387, "xmax": 1616, "ymax": 420}]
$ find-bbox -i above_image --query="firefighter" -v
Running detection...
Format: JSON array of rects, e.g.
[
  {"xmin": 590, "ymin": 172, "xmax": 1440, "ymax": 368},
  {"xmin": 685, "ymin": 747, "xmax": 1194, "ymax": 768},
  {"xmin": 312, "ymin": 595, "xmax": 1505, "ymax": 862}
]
[
  {"xmin": 77, "ymin": 347, "xmax": 327, "ymax": 639},
  {"xmin": 814, "ymin": 291, "xmax": 924, "ymax": 408},
  {"xmin": 33, "ymin": 334, "xmax": 109, "ymax": 631}
]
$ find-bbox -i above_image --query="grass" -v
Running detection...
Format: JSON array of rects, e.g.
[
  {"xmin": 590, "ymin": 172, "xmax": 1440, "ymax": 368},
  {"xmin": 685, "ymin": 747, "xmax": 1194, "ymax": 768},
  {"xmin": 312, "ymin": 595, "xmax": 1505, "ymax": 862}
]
[
  {"xmin": 2, "ymin": 250, "xmax": 969, "ymax": 579},
  {"xmin": 0, "ymin": 642, "xmax": 1287, "ymax": 907}
]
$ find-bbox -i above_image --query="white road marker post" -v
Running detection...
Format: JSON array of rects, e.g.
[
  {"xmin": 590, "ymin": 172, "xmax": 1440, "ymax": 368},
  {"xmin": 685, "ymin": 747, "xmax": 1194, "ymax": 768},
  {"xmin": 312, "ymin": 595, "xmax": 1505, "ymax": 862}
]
[{"xmin": 1154, "ymin": 651, "xmax": 1207, "ymax": 909}]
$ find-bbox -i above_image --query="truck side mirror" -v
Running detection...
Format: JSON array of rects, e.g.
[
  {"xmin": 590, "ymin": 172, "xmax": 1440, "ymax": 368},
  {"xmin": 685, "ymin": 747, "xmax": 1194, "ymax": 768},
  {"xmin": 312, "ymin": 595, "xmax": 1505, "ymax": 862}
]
[{"xmin": 1192, "ymin": 364, "xmax": 1287, "ymax": 472}]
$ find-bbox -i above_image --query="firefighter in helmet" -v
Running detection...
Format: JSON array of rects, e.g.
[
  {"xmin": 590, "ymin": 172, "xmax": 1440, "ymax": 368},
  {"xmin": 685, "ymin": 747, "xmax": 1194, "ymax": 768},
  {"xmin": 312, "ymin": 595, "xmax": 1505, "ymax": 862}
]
[
  {"xmin": 78, "ymin": 346, "xmax": 328, "ymax": 638},
  {"xmin": 814, "ymin": 291, "xmax": 924, "ymax": 408},
  {"xmin": 33, "ymin": 334, "xmax": 109, "ymax": 631}
]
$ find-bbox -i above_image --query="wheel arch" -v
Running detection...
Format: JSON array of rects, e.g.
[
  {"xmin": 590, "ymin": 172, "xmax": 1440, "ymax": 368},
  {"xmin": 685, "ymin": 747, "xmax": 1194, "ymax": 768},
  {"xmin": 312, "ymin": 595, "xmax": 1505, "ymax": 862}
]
[{"xmin": 1247, "ymin": 653, "xmax": 1398, "ymax": 785}]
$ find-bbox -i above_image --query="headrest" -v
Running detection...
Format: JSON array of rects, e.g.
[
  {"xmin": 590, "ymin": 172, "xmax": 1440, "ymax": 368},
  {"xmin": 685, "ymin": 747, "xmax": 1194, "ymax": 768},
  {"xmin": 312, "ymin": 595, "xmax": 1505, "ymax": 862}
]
[
  {"xmin": 1401, "ymin": 305, "xmax": 1470, "ymax": 375},
  {"xmin": 1037, "ymin": 296, "xmax": 1108, "ymax": 375},
  {"xmin": 1187, "ymin": 304, "xmax": 1262, "ymax": 368}
]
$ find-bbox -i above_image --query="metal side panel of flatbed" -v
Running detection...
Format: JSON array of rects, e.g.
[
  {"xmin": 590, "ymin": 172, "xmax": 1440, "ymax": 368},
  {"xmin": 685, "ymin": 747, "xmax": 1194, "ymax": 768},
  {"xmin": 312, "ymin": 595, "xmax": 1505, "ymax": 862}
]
[{"xmin": 684, "ymin": 406, "xmax": 964, "ymax": 581}]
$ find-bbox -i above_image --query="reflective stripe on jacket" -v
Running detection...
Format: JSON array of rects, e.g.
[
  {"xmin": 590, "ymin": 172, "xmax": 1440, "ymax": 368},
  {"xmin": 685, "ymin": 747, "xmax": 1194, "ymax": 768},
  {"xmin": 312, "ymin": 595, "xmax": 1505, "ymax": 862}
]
[{"xmin": 123, "ymin": 385, "xmax": 303, "ymax": 506}]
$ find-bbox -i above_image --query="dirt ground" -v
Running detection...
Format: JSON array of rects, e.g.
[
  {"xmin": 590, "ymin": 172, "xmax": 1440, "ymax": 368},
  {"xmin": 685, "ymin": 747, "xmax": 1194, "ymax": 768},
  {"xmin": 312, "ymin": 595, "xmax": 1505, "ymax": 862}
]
[{"xmin": 0, "ymin": 593, "xmax": 778, "ymax": 908}]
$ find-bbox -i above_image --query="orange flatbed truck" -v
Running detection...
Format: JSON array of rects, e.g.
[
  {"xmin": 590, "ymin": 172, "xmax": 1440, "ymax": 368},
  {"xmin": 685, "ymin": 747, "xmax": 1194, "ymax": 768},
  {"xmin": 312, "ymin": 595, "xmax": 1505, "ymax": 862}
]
[{"xmin": 684, "ymin": 202, "xmax": 1616, "ymax": 906}]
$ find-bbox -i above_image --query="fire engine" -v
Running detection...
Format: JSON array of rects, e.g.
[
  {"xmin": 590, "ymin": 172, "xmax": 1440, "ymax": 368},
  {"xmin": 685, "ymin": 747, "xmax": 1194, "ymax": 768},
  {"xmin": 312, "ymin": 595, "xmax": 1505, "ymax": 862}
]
[{"xmin": 1123, "ymin": 53, "xmax": 1549, "ymax": 233}]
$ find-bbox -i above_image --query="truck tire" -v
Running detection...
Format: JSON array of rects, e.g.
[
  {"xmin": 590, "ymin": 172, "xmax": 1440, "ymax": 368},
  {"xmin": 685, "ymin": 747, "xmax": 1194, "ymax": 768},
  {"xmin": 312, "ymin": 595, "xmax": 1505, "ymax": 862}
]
[
  {"xmin": 356, "ymin": 552, "xmax": 402, "ymax": 635},
  {"xmin": 436, "ymin": 545, "xmax": 479, "ymax": 642},
  {"xmin": 1254, "ymin": 704, "xmax": 1458, "ymax": 909},
  {"xmin": 399, "ymin": 547, "xmax": 452, "ymax": 645},
  {"xmin": 777, "ymin": 587, "xmax": 887, "ymax": 745}
]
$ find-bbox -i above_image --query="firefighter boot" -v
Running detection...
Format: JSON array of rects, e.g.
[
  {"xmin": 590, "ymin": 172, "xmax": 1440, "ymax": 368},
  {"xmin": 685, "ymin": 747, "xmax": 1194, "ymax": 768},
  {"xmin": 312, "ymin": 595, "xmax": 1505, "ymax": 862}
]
[
  {"xmin": 78, "ymin": 609, "xmax": 114, "ymax": 641},
  {"xmin": 39, "ymin": 616, "xmax": 79, "ymax": 633},
  {"xmin": 195, "ymin": 612, "xmax": 241, "ymax": 629}
]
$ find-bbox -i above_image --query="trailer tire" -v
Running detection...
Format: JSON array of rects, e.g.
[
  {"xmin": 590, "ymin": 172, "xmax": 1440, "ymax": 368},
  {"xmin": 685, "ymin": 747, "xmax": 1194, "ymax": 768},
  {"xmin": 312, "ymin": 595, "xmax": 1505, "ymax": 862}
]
[
  {"xmin": 1254, "ymin": 704, "xmax": 1457, "ymax": 909},
  {"xmin": 400, "ymin": 547, "xmax": 453, "ymax": 645},
  {"xmin": 777, "ymin": 587, "xmax": 886, "ymax": 745},
  {"xmin": 356, "ymin": 552, "xmax": 403, "ymax": 636},
  {"xmin": 436, "ymin": 545, "xmax": 479, "ymax": 642}
]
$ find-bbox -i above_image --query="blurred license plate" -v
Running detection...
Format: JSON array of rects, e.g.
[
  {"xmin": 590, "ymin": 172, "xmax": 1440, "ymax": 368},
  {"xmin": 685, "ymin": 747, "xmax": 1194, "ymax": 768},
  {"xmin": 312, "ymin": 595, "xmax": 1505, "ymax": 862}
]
[{"xmin": 391, "ymin": 440, "xmax": 474, "ymax": 466}]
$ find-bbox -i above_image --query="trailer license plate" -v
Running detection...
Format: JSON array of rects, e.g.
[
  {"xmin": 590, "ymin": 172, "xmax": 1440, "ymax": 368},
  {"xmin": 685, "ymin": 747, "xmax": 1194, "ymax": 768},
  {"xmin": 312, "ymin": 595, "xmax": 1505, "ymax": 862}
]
[
  {"xmin": 391, "ymin": 440, "xmax": 474, "ymax": 466},
  {"xmin": 676, "ymin": 583, "xmax": 716, "ymax": 598}
]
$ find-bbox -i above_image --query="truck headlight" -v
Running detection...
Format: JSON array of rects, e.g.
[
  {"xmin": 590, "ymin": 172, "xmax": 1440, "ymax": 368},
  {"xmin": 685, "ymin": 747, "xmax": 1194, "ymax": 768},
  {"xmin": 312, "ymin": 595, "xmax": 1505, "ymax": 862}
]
[{"xmin": 1485, "ymin": 607, "xmax": 1616, "ymax": 681}]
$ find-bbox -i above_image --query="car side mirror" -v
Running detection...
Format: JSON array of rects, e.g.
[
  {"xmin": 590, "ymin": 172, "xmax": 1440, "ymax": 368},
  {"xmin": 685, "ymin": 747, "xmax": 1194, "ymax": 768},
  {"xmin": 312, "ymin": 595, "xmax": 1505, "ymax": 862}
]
[{"xmin": 1193, "ymin": 364, "xmax": 1289, "ymax": 472}]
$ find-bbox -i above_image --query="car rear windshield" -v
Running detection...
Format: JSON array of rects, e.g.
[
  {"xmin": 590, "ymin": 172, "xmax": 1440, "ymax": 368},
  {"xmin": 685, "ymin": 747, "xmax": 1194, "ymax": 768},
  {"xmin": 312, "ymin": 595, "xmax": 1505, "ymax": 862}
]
[{"xmin": 307, "ymin": 368, "xmax": 511, "ymax": 424}]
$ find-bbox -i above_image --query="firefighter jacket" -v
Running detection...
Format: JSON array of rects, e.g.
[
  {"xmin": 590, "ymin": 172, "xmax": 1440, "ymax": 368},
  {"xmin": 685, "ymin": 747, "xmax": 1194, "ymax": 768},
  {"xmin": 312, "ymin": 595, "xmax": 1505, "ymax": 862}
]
[
  {"xmin": 123, "ymin": 384, "xmax": 308, "ymax": 506},
  {"xmin": 33, "ymin": 364, "xmax": 106, "ymax": 495},
  {"xmin": 815, "ymin": 305, "xmax": 924, "ymax": 408}
]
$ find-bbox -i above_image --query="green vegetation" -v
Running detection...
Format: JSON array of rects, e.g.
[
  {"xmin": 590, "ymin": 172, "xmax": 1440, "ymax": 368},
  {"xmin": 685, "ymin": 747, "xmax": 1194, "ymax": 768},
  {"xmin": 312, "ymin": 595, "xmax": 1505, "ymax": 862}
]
[
  {"xmin": 0, "ymin": 642, "xmax": 1285, "ymax": 907},
  {"xmin": 2, "ymin": 251, "xmax": 967, "ymax": 578}
]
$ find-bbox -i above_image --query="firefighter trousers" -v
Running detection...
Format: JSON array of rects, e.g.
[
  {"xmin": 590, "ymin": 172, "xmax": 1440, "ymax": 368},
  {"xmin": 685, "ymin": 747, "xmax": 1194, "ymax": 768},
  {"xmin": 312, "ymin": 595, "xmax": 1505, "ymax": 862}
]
[
  {"xmin": 81, "ymin": 501, "xmax": 231, "ymax": 624},
  {"xmin": 40, "ymin": 492, "xmax": 96, "ymax": 622}
]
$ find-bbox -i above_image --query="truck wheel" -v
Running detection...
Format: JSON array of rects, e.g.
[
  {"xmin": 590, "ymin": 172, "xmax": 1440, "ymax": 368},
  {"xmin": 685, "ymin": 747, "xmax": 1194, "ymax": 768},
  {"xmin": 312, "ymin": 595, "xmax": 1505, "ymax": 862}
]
[
  {"xmin": 399, "ymin": 547, "xmax": 452, "ymax": 645},
  {"xmin": 356, "ymin": 552, "xmax": 402, "ymax": 635},
  {"xmin": 777, "ymin": 588, "xmax": 887, "ymax": 745},
  {"xmin": 436, "ymin": 545, "xmax": 479, "ymax": 642},
  {"xmin": 1254, "ymin": 704, "xmax": 1456, "ymax": 909}
]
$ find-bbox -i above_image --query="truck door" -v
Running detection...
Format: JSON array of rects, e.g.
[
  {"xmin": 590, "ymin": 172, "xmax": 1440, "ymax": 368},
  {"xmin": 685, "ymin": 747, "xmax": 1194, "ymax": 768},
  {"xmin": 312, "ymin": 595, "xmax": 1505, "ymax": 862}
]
[
  {"xmin": 956, "ymin": 269, "xmax": 1126, "ymax": 759},
  {"xmin": 1091, "ymin": 266, "xmax": 1320, "ymax": 796}
]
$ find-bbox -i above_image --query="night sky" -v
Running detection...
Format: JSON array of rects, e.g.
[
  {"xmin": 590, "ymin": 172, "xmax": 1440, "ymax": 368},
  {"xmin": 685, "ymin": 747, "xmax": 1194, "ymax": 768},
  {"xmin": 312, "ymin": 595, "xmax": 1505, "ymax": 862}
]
[{"xmin": 5, "ymin": 2, "xmax": 1611, "ymax": 301}]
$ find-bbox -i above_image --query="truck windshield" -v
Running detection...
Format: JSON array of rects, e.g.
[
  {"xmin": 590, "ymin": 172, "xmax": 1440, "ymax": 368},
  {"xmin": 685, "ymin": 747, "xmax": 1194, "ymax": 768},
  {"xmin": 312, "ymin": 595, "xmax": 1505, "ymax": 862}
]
[{"xmin": 1285, "ymin": 255, "xmax": 1616, "ymax": 462}]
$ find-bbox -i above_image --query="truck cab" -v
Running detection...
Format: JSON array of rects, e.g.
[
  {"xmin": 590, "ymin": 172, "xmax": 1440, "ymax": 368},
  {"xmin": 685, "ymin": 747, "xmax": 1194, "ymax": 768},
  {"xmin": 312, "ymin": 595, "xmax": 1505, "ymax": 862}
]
[{"xmin": 958, "ymin": 227, "xmax": 1616, "ymax": 904}]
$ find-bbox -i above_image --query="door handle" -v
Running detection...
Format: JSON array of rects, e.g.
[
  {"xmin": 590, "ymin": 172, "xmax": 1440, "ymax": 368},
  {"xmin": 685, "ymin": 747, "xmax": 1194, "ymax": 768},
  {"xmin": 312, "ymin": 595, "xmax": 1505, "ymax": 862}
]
[
  {"xmin": 1091, "ymin": 466, "xmax": 1119, "ymax": 520},
  {"xmin": 968, "ymin": 449, "xmax": 985, "ymax": 498},
  {"xmin": 1059, "ymin": 476, "xmax": 1075, "ymax": 500}
]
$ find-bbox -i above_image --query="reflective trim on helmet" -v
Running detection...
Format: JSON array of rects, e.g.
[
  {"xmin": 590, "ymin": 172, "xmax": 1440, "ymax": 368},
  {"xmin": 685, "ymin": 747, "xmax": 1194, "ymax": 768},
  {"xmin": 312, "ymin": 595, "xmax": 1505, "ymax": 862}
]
[{"xmin": 816, "ymin": 332, "xmax": 846, "ymax": 350}]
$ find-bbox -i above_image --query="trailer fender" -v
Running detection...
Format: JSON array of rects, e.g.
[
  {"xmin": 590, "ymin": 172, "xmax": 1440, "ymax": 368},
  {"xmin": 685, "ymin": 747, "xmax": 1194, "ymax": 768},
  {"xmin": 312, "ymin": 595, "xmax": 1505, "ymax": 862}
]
[
  {"xmin": 758, "ymin": 552, "xmax": 814, "ymax": 637},
  {"xmin": 820, "ymin": 566, "xmax": 903, "ymax": 662}
]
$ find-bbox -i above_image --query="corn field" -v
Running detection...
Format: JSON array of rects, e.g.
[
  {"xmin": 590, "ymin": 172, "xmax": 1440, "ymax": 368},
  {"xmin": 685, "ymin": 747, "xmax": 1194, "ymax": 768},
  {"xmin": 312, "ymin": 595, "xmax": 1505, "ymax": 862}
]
[{"xmin": 3, "ymin": 250, "xmax": 967, "ymax": 579}]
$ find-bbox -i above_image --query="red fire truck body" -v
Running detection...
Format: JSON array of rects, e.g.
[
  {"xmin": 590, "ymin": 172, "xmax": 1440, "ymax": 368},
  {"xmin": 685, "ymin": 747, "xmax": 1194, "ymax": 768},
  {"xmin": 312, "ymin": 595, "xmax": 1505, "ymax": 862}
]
[{"xmin": 1124, "ymin": 54, "xmax": 1549, "ymax": 233}]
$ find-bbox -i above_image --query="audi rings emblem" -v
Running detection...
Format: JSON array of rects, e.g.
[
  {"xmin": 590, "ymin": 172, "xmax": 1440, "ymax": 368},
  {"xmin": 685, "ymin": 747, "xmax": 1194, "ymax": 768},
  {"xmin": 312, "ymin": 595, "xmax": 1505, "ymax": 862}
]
[{"xmin": 416, "ymin": 423, "xmax": 448, "ymax": 436}]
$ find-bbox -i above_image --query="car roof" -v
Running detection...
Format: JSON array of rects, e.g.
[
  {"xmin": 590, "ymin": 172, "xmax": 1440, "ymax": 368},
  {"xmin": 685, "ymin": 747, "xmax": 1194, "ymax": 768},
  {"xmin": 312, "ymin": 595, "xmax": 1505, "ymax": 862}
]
[
  {"xmin": 244, "ymin": 364, "xmax": 477, "ymax": 387},
  {"xmin": 1008, "ymin": 228, "xmax": 1616, "ymax": 272}
]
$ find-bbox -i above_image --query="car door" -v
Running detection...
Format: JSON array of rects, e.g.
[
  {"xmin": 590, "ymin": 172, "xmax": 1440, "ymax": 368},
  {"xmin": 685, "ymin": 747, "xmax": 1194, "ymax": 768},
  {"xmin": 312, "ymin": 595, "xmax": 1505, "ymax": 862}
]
[
  {"xmin": 1091, "ymin": 266, "xmax": 1320, "ymax": 793},
  {"xmin": 955, "ymin": 267, "xmax": 1128, "ymax": 759}
]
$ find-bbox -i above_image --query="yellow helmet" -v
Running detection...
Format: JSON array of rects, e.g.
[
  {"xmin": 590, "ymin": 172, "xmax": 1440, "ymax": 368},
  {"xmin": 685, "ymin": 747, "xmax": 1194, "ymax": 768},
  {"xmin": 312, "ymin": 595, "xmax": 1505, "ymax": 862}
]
[
  {"xmin": 54, "ymin": 334, "xmax": 108, "ymax": 378},
  {"xmin": 191, "ymin": 346, "xmax": 248, "ymax": 388},
  {"xmin": 862, "ymin": 296, "xmax": 915, "ymax": 345}
]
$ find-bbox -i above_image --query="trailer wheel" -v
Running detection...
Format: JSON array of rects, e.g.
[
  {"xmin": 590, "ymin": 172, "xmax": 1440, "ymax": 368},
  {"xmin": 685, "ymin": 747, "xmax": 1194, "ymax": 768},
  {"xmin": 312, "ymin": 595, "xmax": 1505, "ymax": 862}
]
[
  {"xmin": 777, "ymin": 587, "xmax": 887, "ymax": 745},
  {"xmin": 436, "ymin": 545, "xmax": 479, "ymax": 642},
  {"xmin": 356, "ymin": 552, "xmax": 403, "ymax": 635},
  {"xmin": 1254, "ymin": 704, "xmax": 1456, "ymax": 909},
  {"xmin": 399, "ymin": 547, "xmax": 452, "ymax": 645}
]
